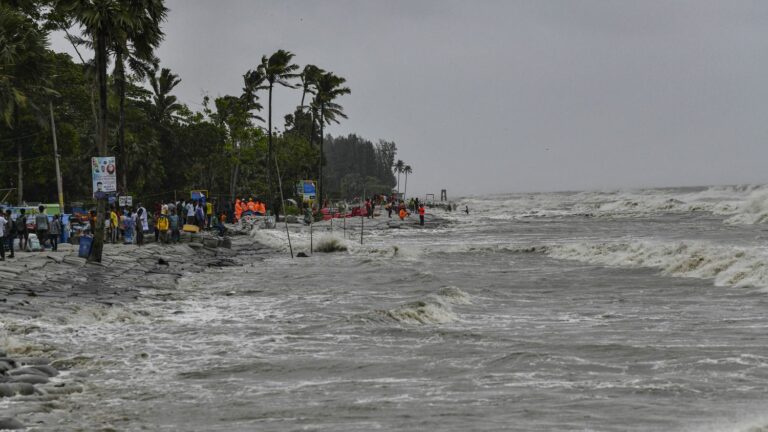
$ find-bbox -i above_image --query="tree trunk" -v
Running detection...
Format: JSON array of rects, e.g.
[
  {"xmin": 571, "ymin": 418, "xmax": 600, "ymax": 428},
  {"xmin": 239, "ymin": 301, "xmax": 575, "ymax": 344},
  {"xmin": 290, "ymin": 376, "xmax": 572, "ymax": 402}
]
[
  {"xmin": 16, "ymin": 140, "xmax": 23, "ymax": 205},
  {"xmin": 89, "ymin": 29, "xmax": 109, "ymax": 263},
  {"xmin": 267, "ymin": 84, "xmax": 273, "ymax": 215},
  {"xmin": 404, "ymin": 173, "xmax": 408, "ymax": 199},
  {"xmin": 230, "ymin": 161, "xmax": 239, "ymax": 205},
  {"xmin": 116, "ymin": 49, "xmax": 127, "ymax": 193},
  {"xmin": 397, "ymin": 172, "xmax": 400, "ymax": 195},
  {"xmin": 318, "ymin": 106, "xmax": 325, "ymax": 208}
]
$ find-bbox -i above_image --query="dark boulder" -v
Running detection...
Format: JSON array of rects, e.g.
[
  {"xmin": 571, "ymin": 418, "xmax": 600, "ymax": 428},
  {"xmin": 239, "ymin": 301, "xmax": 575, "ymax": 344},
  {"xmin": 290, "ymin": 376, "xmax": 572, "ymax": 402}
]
[{"xmin": 0, "ymin": 418, "xmax": 24, "ymax": 430}]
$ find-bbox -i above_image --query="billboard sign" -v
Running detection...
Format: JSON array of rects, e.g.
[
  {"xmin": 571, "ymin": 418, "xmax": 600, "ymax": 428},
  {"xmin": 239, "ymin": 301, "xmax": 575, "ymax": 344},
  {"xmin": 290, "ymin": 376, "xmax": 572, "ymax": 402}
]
[
  {"xmin": 300, "ymin": 180, "xmax": 316, "ymax": 202},
  {"xmin": 91, "ymin": 157, "xmax": 117, "ymax": 197}
]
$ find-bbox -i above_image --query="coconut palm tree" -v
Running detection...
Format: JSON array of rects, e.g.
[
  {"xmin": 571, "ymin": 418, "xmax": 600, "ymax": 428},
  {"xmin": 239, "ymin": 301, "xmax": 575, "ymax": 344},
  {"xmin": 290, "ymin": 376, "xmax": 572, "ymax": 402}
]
[
  {"xmin": 0, "ymin": 4, "xmax": 52, "ymax": 204},
  {"xmin": 312, "ymin": 71, "xmax": 350, "ymax": 205},
  {"xmin": 394, "ymin": 159, "xmax": 404, "ymax": 195},
  {"xmin": 403, "ymin": 164, "xmax": 412, "ymax": 199},
  {"xmin": 148, "ymin": 66, "xmax": 182, "ymax": 124},
  {"xmin": 298, "ymin": 64, "xmax": 323, "ymax": 109},
  {"xmin": 256, "ymin": 49, "xmax": 299, "ymax": 213},
  {"xmin": 229, "ymin": 68, "xmax": 266, "ymax": 203},
  {"xmin": 61, "ymin": 0, "xmax": 167, "ymax": 263},
  {"xmin": 112, "ymin": 12, "xmax": 163, "ymax": 192}
]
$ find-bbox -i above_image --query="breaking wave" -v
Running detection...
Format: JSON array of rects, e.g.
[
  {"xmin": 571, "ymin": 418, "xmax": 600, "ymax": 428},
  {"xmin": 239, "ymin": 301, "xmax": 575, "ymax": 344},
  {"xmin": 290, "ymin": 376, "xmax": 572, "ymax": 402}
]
[
  {"xmin": 546, "ymin": 240, "xmax": 768, "ymax": 289},
  {"xmin": 462, "ymin": 184, "xmax": 768, "ymax": 224},
  {"xmin": 355, "ymin": 286, "xmax": 471, "ymax": 325}
]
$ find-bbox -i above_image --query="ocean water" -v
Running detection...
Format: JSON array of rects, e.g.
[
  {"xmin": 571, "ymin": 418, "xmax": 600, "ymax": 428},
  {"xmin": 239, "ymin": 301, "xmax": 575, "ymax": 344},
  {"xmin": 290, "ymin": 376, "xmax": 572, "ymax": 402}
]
[{"xmin": 5, "ymin": 185, "xmax": 768, "ymax": 431}]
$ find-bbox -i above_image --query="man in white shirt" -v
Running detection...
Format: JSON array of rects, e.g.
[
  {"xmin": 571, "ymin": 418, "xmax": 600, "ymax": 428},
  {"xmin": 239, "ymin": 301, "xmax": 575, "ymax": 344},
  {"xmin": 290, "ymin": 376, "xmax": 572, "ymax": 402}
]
[
  {"xmin": 0, "ymin": 212, "xmax": 7, "ymax": 261},
  {"xmin": 186, "ymin": 201, "xmax": 195, "ymax": 223}
]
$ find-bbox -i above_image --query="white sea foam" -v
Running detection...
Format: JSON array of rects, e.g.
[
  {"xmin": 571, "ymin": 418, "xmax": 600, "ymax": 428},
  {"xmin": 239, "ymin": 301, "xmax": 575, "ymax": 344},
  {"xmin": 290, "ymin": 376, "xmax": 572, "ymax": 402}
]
[
  {"xmin": 546, "ymin": 239, "xmax": 768, "ymax": 289},
  {"xmin": 460, "ymin": 184, "xmax": 768, "ymax": 224}
]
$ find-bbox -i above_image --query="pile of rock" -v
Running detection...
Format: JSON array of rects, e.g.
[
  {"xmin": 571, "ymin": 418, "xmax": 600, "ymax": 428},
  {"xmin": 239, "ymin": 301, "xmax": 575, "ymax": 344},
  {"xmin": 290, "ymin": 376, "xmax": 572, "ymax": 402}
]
[{"xmin": 0, "ymin": 349, "xmax": 70, "ymax": 430}]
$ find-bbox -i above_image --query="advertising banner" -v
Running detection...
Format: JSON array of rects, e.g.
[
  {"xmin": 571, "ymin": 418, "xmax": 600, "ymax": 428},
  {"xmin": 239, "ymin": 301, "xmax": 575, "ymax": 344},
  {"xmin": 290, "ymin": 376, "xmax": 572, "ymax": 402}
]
[
  {"xmin": 301, "ymin": 180, "xmax": 316, "ymax": 202},
  {"xmin": 92, "ymin": 157, "xmax": 117, "ymax": 198}
]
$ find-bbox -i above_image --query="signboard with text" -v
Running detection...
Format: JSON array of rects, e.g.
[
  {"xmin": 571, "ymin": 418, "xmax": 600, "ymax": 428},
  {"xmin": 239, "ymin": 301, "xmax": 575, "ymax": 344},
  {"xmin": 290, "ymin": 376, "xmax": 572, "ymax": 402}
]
[
  {"xmin": 118, "ymin": 196, "xmax": 133, "ymax": 207},
  {"xmin": 91, "ymin": 157, "xmax": 117, "ymax": 198}
]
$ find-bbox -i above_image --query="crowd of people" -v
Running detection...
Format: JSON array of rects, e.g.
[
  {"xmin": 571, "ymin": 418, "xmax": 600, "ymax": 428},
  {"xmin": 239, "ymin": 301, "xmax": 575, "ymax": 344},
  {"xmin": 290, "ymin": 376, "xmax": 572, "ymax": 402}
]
[
  {"xmin": 100, "ymin": 198, "xmax": 226, "ymax": 246},
  {"xmin": 0, "ymin": 205, "xmax": 63, "ymax": 259},
  {"xmin": 233, "ymin": 197, "xmax": 267, "ymax": 222},
  {"xmin": 362, "ymin": 195, "xmax": 427, "ymax": 226}
]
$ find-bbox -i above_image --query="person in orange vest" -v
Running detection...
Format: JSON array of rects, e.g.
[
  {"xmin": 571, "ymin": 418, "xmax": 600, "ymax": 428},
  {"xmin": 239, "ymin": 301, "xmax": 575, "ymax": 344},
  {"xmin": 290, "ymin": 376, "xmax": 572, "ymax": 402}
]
[
  {"xmin": 399, "ymin": 208, "xmax": 408, "ymax": 221},
  {"xmin": 234, "ymin": 198, "xmax": 243, "ymax": 221},
  {"xmin": 418, "ymin": 204, "xmax": 425, "ymax": 226},
  {"xmin": 258, "ymin": 201, "xmax": 266, "ymax": 215},
  {"xmin": 246, "ymin": 198, "xmax": 256, "ymax": 214}
]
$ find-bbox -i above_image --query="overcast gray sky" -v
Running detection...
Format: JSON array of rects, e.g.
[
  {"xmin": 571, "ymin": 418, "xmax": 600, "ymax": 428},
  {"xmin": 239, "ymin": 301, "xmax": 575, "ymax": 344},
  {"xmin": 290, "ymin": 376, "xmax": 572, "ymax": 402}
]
[{"xmin": 51, "ymin": 0, "xmax": 768, "ymax": 196}]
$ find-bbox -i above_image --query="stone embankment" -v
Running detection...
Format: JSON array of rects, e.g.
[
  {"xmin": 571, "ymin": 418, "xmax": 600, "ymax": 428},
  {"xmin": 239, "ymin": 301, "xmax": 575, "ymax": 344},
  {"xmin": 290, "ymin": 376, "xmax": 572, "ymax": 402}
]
[{"xmin": 0, "ymin": 229, "xmax": 269, "ymax": 430}]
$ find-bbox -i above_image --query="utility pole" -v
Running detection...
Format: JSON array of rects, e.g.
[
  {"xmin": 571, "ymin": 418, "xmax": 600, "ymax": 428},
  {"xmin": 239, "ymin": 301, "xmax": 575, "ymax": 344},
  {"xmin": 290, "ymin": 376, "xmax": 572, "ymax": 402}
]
[{"xmin": 49, "ymin": 102, "xmax": 64, "ymax": 212}]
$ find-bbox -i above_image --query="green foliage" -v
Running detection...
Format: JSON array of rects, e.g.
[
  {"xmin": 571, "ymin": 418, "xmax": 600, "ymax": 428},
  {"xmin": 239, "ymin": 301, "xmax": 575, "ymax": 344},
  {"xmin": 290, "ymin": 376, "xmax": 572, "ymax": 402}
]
[
  {"xmin": 1, "ymin": 4, "xmax": 404, "ymax": 214},
  {"xmin": 283, "ymin": 205, "xmax": 300, "ymax": 216}
]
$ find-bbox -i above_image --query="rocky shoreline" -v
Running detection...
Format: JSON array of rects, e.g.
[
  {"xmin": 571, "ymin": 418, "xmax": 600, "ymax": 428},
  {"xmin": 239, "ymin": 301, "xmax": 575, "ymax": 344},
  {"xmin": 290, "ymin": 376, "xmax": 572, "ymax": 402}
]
[
  {"xmin": 0, "ymin": 228, "xmax": 271, "ymax": 430},
  {"xmin": 0, "ymin": 215, "xmax": 446, "ymax": 429}
]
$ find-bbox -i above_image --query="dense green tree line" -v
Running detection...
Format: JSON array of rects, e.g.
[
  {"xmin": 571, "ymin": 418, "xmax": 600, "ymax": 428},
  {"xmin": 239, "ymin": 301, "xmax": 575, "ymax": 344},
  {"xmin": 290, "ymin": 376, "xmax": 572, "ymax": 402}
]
[{"xmin": 1, "ymin": 1, "xmax": 406, "ymax": 260}]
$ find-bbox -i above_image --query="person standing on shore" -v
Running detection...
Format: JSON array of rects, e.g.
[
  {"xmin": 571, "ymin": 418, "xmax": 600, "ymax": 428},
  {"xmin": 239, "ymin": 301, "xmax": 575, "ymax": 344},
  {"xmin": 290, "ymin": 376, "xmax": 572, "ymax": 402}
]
[
  {"xmin": 157, "ymin": 211, "xmax": 170, "ymax": 244},
  {"xmin": 135, "ymin": 206, "xmax": 146, "ymax": 246},
  {"xmin": 16, "ymin": 209, "xmax": 28, "ymax": 252},
  {"xmin": 49, "ymin": 214, "xmax": 61, "ymax": 252},
  {"xmin": 186, "ymin": 200, "xmax": 195, "ymax": 226},
  {"xmin": 169, "ymin": 209, "xmax": 180, "ymax": 243},
  {"xmin": 123, "ymin": 209, "xmax": 135, "ymax": 244},
  {"xmin": 34, "ymin": 205, "xmax": 49, "ymax": 252},
  {"xmin": 110, "ymin": 206, "xmax": 119, "ymax": 243},
  {"xmin": 195, "ymin": 202, "xmax": 205, "ymax": 231},
  {"xmin": 206, "ymin": 200, "xmax": 213, "ymax": 228},
  {"xmin": 4, "ymin": 210, "xmax": 15, "ymax": 258},
  {"xmin": 0, "ymin": 211, "xmax": 7, "ymax": 260}
]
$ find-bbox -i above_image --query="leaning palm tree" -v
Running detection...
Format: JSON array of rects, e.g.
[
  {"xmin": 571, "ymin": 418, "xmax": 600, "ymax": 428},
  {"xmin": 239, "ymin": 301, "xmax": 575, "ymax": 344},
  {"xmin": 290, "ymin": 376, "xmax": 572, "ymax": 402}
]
[
  {"xmin": 230, "ymin": 68, "xmax": 266, "ymax": 203},
  {"xmin": 0, "ymin": 4, "xmax": 52, "ymax": 204},
  {"xmin": 312, "ymin": 71, "xmax": 350, "ymax": 205},
  {"xmin": 298, "ymin": 64, "xmax": 323, "ymax": 109},
  {"xmin": 256, "ymin": 49, "xmax": 299, "ymax": 214},
  {"xmin": 403, "ymin": 164, "xmax": 412, "ymax": 199},
  {"xmin": 394, "ymin": 159, "xmax": 404, "ymax": 195},
  {"xmin": 61, "ymin": 0, "xmax": 167, "ymax": 263}
]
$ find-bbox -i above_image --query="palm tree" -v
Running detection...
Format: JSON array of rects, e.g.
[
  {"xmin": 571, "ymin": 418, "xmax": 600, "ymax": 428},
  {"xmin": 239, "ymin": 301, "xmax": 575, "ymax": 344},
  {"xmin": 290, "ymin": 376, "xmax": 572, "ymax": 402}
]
[
  {"xmin": 112, "ymin": 12, "xmax": 163, "ymax": 192},
  {"xmin": 0, "ymin": 4, "xmax": 52, "ymax": 204},
  {"xmin": 62, "ymin": 0, "xmax": 166, "ymax": 263},
  {"xmin": 403, "ymin": 164, "xmax": 412, "ymax": 199},
  {"xmin": 228, "ymin": 68, "xmax": 266, "ymax": 203},
  {"xmin": 394, "ymin": 159, "xmax": 404, "ymax": 195},
  {"xmin": 298, "ymin": 64, "xmax": 323, "ymax": 109},
  {"xmin": 313, "ymin": 71, "xmax": 350, "ymax": 205},
  {"xmin": 257, "ymin": 49, "xmax": 299, "ymax": 214},
  {"xmin": 148, "ymin": 66, "xmax": 182, "ymax": 124}
]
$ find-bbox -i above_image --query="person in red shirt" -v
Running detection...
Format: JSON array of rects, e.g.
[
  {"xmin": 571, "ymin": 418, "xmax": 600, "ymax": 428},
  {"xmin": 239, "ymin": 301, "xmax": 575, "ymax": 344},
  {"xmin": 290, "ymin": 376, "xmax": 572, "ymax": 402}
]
[{"xmin": 418, "ymin": 204, "xmax": 425, "ymax": 226}]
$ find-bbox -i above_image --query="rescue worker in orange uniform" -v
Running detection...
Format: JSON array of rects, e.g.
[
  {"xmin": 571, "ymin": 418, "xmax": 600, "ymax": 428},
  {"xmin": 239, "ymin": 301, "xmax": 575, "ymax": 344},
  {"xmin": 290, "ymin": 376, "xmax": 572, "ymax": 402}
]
[
  {"xmin": 256, "ymin": 200, "xmax": 266, "ymax": 215},
  {"xmin": 247, "ymin": 198, "xmax": 257, "ymax": 214},
  {"xmin": 399, "ymin": 208, "xmax": 408, "ymax": 221},
  {"xmin": 235, "ymin": 198, "xmax": 243, "ymax": 221}
]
